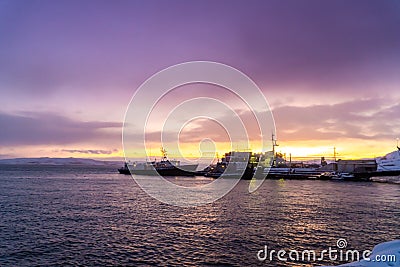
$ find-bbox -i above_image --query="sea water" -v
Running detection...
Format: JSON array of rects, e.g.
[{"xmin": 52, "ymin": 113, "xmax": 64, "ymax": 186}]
[{"xmin": 0, "ymin": 164, "xmax": 399, "ymax": 266}]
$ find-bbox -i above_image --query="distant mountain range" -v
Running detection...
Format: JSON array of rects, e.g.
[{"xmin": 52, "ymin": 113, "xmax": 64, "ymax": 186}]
[{"xmin": 0, "ymin": 157, "xmax": 121, "ymax": 166}]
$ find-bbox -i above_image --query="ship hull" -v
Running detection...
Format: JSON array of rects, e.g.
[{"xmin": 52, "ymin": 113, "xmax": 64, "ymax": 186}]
[
  {"xmin": 204, "ymin": 166, "xmax": 257, "ymax": 180},
  {"xmin": 354, "ymin": 170, "xmax": 400, "ymax": 179},
  {"xmin": 131, "ymin": 168, "xmax": 196, "ymax": 176},
  {"xmin": 118, "ymin": 164, "xmax": 198, "ymax": 176},
  {"xmin": 118, "ymin": 168, "xmax": 130, "ymax": 175}
]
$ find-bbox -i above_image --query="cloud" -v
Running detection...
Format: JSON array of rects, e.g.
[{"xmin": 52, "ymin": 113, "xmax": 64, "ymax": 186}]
[
  {"xmin": 1, "ymin": 0, "xmax": 399, "ymax": 100},
  {"xmin": 237, "ymin": 1, "xmax": 400, "ymax": 94},
  {"xmin": 144, "ymin": 109, "xmax": 275, "ymax": 145},
  {"xmin": 272, "ymin": 98, "xmax": 400, "ymax": 141},
  {"xmin": 61, "ymin": 149, "xmax": 118, "ymax": 155},
  {"xmin": 0, "ymin": 111, "xmax": 121, "ymax": 146},
  {"xmin": 1, "ymin": 1, "xmax": 398, "ymax": 158},
  {"xmin": 3, "ymin": 97, "xmax": 397, "ymax": 150},
  {"xmin": 167, "ymin": 97, "xmax": 400, "ymax": 144}
]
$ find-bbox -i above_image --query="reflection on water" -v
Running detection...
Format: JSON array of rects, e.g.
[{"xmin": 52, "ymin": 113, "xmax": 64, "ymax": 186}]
[{"xmin": 0, "ymin": 165, "xmax": 399, "ymax": 266}]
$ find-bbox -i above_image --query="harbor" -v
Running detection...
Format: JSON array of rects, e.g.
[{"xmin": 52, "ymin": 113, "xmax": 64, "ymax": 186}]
[{"xmin": 118, "ymin": 137, "xmax": 400, "ymax": 183}]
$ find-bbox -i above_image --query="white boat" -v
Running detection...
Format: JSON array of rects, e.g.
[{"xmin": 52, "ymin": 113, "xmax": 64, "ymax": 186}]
[
  {"xmin": 376, "ymin": 146, "xmax": 400, "ymax": 172},
  {"xmin": 335, "ymin": 172, "xmax": 355, "ymax": 180}
]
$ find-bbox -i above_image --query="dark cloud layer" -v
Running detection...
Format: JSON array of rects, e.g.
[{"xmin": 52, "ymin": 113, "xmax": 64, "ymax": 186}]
[
  {"xmin": 61, "ymin": 149, "xmax": 117, "ymax": 155},
  {"xmin": 0, "ymin": 0, "xmax": 399, "ymax": 98},
  {"xmin": 239, "ymin": 1, "xmax": 400, "ymax": 89},
  {"xmin": 0, "ymin": 112, "xmax": 121, "ymax": 146}
]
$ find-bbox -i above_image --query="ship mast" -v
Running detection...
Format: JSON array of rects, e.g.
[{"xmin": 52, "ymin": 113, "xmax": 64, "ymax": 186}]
[
  {"xmin": 160, "ymin": 147, "xmax": 168, "ymax": 161},
  {"xmin": 272, "ymin": 133, "xmax": 279, "ymax": 167}
]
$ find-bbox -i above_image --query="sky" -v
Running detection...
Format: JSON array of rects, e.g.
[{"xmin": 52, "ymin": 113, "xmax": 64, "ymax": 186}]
[{"xmin": 0, "ymin": 0, "xmax": 400, "ymax": 161}]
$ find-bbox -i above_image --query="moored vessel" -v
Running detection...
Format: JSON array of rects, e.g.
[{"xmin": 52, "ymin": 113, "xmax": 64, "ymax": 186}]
[
  {"xmin": 204, "ymin": 151, "xmax": 260, "ymax": 180},
  {"xmin": 375, "ymin": 146, "xmax": 400, "ymax": 174},
  {"xmin": 354, "ymin": 146, "xmax": 400, "ymax": 179},
  {"xmin": 118, "ymin": 148, "xmax": 198, "ymax": 176}
]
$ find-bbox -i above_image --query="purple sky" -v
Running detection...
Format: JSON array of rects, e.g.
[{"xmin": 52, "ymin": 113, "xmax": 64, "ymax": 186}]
[{"xmin": 1, "ymin": 0, "xmax": 400, "ymax": 159}]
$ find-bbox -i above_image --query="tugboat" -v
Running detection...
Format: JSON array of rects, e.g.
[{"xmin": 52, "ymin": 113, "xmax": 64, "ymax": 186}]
[
  {"xmin": 118, "ymin": 147, "xmax": 198, "ymax": 176},
  {"xmin": 118, "ymin": 162, "xmax": 131, "ymax": 175}
]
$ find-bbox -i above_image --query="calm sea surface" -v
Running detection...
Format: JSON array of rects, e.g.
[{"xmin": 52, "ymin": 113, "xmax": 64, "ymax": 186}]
[{"xmin": 0, "ymin": 164, "xmax": 399, "ymax": 267}]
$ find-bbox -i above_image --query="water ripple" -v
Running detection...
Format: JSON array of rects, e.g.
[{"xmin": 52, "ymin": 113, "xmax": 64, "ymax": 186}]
[{"xmin": 0, "ymin": 165, "xmax": 399, "ymax": 266}]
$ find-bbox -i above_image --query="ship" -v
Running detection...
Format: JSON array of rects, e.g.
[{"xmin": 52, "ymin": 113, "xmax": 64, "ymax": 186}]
[
  {"xmin": 204, "ymin": 151, "xmax": 261, "ymax": 180},
  {"xmin": 118, "ymin": 148, "xmax": 198, "ymax": 176},
  {"xmin": 375, "ymin": 145, "xmax": 400, "ymax": 173},
  {"xmin": 352, "ymin": 145, "xmax": 400, "ymax": 179}
]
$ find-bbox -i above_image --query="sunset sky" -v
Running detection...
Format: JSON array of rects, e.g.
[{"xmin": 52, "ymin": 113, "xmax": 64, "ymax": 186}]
[{"xmin": 1, "ymin": 0, "xmax": 400, "ymax": 161}]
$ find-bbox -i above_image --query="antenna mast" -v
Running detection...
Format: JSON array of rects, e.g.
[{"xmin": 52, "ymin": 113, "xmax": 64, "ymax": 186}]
[
  {"xmin": 161, "ymin": 147, "xmax": 167, "ymax": 160},
  {"xmin": 272, "ymin": 133, "xmax": 279, "ymax": 167}
]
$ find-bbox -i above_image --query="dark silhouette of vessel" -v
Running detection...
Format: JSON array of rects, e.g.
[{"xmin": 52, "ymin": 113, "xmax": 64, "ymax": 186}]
[{"xmin": 118, "ymin": 148, "xmax": 198, "ymax": 176}]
